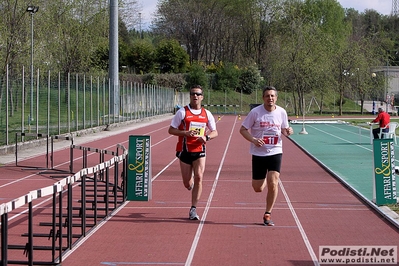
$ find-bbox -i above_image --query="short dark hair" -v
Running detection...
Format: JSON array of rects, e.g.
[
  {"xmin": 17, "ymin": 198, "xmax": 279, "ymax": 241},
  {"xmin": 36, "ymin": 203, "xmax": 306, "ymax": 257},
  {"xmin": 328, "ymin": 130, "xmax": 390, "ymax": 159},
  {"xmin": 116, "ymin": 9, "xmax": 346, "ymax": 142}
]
[
  {"xmin": 262, "ymin": 86, "xmax": 278, "ymax": 96},
  {"xmin": 190, "ymin": 85, "xmax": 203, "ymax": 92}
]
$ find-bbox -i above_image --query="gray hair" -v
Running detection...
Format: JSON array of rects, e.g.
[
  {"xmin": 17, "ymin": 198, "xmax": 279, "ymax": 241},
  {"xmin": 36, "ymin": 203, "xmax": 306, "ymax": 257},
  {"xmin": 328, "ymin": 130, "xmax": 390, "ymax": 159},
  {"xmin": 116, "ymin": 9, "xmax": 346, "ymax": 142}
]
[{"xmin": 262, "ymin": 86, "xmax": 278, "ymax": 97}]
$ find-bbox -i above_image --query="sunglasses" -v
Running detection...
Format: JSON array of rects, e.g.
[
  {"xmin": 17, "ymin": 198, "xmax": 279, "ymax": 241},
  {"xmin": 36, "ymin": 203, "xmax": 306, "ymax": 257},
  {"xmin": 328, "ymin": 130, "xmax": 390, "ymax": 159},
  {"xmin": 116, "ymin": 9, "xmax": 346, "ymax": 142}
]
[{"xmin": 190, "ymin": 92, "xmax": 203, "ymax": 96}]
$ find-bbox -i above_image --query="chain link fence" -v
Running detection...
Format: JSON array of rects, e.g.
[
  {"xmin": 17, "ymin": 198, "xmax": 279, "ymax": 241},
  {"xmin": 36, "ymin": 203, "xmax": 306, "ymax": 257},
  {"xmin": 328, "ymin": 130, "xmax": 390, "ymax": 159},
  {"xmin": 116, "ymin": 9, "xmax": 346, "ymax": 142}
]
[{"xmin": 0, "ymin": 66, "xmax": 179, "ymax": 147}]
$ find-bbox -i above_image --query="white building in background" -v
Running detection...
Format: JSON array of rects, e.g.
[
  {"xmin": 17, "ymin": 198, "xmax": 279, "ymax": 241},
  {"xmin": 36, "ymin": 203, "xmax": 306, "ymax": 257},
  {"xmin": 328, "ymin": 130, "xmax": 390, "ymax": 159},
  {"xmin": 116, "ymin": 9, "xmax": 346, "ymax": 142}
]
[
  {"xmin": 371, "ymin": 66, "xmax": 399, "ymax": 96},
  {"xmin": 370, "ymin": 66, "xmax": 399, "ymax": 114}
]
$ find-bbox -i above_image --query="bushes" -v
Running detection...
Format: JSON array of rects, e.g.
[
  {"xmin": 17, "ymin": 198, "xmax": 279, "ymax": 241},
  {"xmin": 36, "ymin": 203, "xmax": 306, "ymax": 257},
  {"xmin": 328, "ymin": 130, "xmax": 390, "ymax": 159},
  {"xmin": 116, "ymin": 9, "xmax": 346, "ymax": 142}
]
[
  {"xmin": 119, "ymin": 36, "xmax": 263, "ymax": 93},
  {"xmin": 121, "ymin": 73, "xmax": 187, "ymax": 91},
  {"xmin": 214, "ymin": 62, "xmax": 241, "ymax": 92},
  {"xmin": 121, "ymin": 61, "xmax": 263, "ymax": 94},
  {"xmin": 238, "ymin": 65, "xmax": 263, "ymax": 94},
  {"xmin": 186, "ymin": 62, "xmax": 208, "ymax": 89}
]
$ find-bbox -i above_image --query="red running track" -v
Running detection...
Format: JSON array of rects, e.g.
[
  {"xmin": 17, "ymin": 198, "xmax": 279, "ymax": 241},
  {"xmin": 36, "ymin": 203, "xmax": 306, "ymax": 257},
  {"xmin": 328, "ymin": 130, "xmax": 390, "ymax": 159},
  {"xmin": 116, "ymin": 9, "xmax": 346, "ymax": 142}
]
[{"xmin": 1, "ymin": 115, "xmax": 398, "ymax": 266}]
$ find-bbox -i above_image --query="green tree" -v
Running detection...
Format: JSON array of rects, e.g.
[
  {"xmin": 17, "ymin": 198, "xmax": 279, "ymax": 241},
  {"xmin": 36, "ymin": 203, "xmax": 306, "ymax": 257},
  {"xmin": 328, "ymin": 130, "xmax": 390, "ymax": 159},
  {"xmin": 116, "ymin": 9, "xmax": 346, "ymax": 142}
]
[
  {"xmin": 269, "ymin": 0, "xmax": 350, "ymax": 115},
  {"xmin": 154, "ymin": 0, "xmax": 260, "ymax": 65},
  {"xmin": 90, "ymin": 43, "xmax": 109, "ymax": 71},
  {"xmin": 215, "ymin": 62, "xmax": 240, "ymax": 92},
  {"xmin": 155, "ymin": 39, "xmax": 189, "ymax": 73},
  {"xmin": 186, "ymin": 62, "xmax": 208, "ymax": 89},
  {"xmin": 239, "ymin": 65, "xmax": 262, "ymax": 94},
  {"xmin": 36, "ymin": 1, "xmax": 110, "ymax": 74},
  {"xmin": 126, "ymin": 40, "xmax": 155, "ymax": 74},
  {"xmin": 0, "ymin": 0, "xmax": 31, "ymax": 75}
]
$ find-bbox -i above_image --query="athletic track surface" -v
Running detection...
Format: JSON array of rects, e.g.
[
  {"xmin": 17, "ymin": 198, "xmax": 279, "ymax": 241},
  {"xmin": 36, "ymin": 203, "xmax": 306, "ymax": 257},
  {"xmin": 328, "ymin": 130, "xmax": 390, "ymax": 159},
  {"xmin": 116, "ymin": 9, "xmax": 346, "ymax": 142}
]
[{"xmin": 0, "ymin": 114, "xmax": 398, "ymax": 266}]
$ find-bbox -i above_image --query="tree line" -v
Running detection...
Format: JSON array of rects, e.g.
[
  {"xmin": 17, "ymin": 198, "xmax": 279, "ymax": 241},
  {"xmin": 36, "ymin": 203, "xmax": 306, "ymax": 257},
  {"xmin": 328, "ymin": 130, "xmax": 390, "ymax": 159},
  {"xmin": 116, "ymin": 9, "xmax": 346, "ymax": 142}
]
[
  {"xmin": 152, "ymin": 0, "xmax": 399, "ymax": 115},
  {"xmin": 1, "ymin": 0, "xmax": 398, "ymax": 115}
]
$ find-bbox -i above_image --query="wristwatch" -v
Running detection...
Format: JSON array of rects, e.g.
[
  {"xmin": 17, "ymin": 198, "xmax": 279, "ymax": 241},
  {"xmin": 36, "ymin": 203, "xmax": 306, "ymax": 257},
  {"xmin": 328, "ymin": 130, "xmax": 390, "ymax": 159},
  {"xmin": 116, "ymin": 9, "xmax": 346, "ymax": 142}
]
[{"xmin": 206, "ymin": 135, "xmax": 211, "ymax": 141}]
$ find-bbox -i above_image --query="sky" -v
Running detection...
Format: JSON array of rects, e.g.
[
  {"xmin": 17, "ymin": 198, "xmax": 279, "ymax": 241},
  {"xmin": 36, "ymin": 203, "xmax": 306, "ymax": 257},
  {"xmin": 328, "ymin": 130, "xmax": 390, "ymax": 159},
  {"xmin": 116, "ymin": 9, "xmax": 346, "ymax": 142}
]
[{"xmin": 140, "ymin": 0, "xmax": 392, "ymax": 28}]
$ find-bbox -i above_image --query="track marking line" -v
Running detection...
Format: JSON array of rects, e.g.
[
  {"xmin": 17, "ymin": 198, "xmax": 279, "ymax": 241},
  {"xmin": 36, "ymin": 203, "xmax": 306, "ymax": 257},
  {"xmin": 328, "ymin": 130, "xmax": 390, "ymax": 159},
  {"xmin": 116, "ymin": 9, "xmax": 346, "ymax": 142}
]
[
  {"xmin": 302, "ymin": 123, "xmax": 399, "ymax": 165},
  {"xmin": 53, "ymin": 117, "xmax": 228, "ymax": 263},
  {"xmin": 100, "ymin": 262, "xmax": 184, "ymax": 265},
  {"xmin": 305, "ymin": 125, "xmax": 372, "ymax": 151},
  {"xmin": 152, "ymin": 158, "xmax": 178, "ymax": 181},
  {"xmin": 185, "ymin": 116, "xmax": 237, "ymax": 266},
  {"xmin": 0, "ymin": 126, "xmax": 172, "ymax": 189},
  {"xmin": 279, "ymin": 180, "xmax": 320, "ymax": 266},
  {"xmin": 61, "ymin": 200, "xmax": 130, "ymax": 262}
]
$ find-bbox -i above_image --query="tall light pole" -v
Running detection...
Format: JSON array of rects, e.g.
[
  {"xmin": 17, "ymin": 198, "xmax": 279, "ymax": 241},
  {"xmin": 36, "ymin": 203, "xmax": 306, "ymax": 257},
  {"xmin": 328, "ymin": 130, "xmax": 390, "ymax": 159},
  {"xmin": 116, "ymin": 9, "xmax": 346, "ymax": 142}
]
[
  {"xmin": 26, "ymin": 5, "xmax": 39, "ymax": 128},
  {"xmin": 139, "ymin": 12, "xmax": 142, "ymax": 39},
  {"xmin": 109, "ymin": 0, "xmax": 119, "ymax": 117}
]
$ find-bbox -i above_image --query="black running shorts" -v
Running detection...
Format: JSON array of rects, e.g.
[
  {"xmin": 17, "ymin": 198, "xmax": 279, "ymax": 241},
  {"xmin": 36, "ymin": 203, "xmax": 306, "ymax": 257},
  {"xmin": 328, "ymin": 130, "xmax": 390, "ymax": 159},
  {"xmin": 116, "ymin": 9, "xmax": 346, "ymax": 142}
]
[
  {"xmin": 252, "ymin": 154, "xmax": 282, "ymax": 180},
  {"xmin": 176, "ymin": 150, "xmax": 205, "ymax": 165}
]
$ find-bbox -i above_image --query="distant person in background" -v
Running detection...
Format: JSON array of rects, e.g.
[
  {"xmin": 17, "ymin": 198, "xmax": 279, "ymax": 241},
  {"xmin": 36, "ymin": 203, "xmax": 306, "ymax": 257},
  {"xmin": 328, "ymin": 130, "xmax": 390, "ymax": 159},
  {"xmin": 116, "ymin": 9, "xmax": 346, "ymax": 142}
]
[{"xmin": 371, "ymin": 107, "xmax": 390, "ymax": 139}]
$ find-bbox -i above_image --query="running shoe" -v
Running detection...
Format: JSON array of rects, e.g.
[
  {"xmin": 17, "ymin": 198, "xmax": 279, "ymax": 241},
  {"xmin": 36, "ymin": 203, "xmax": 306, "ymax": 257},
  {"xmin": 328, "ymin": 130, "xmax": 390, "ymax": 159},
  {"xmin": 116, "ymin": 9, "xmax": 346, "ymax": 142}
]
[
  {"xmin": 263, "ymin": 213, "xmax": 274, "ymax": 226},
  {"xmin": 189, "ymin": 207, "xmax": 200, "ymax": 220}
]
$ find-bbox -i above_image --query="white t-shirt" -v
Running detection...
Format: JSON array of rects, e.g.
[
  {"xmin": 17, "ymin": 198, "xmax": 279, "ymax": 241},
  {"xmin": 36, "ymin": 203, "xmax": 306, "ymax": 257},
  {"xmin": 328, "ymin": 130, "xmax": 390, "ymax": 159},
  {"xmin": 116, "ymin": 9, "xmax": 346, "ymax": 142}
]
[
  {"xmin": 241, "ymin": 104, "xmax": 289, "ymax": 156},
  {"xmin": 170, "ymin": 105, "xmax": 217, "ymax": 132}
]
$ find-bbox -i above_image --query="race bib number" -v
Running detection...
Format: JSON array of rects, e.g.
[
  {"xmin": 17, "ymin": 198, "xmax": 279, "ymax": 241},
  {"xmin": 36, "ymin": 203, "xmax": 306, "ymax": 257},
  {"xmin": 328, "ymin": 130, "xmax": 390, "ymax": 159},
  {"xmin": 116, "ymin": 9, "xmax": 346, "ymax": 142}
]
[
  {"xmin": 262, "ymin": 133, "xmax": 278, "ymax": 145},
  {"xmin": 189, "ymin": 122, "xmax": 206, "ymax": 136}
]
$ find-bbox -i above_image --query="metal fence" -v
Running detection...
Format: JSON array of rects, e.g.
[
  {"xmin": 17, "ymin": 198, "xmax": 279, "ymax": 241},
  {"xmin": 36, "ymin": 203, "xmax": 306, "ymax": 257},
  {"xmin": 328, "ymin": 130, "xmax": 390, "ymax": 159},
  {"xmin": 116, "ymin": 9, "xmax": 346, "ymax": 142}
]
[{"xmin": 0, "ymin": 66, "xmax": 177, "ymax": 147}]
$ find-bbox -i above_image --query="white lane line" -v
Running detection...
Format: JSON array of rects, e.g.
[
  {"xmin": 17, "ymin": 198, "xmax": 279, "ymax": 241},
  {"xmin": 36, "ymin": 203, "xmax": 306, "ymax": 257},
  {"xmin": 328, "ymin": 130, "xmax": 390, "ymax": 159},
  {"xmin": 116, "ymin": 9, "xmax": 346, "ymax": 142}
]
[
  {"xmin": 279, "ymin": 180, "xmax": 320, "ymax": 266},
  {"xmin": 152, "ymin": 157, "xmax": 178, "ymax": 181},
  {"xmin": 61, "ymin": 200, "xmax": 130, "ymax": 261},
  {"xmin": 318, "ymin": 124, "xmax": 399, "ymax": 165},
  {"xmin": 2, "ymin": 126, "xmax": 173, "ymax": 222},
  {"xmin": 100, "ymin": 261, "xmax": 184, "ymax": 265},
  {"xmin": 185, "ymin": 116, "xmax": 237, "ymax": 266},
  {"xmin": 0, "ymin": 173, "xmax": 38, "ymax": 188},
  {"xmin": 305, "ymin": 125, "xmax": 372, "ymax": 152}
]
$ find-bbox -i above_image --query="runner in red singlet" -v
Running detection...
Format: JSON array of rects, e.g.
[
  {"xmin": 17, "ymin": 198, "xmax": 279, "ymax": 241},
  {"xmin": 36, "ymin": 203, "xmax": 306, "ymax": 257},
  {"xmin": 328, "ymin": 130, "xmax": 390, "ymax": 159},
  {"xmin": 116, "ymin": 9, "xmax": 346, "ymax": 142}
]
[{"xmin": 168, "ymin": 85, "xmax": 218, "ymax": 220}]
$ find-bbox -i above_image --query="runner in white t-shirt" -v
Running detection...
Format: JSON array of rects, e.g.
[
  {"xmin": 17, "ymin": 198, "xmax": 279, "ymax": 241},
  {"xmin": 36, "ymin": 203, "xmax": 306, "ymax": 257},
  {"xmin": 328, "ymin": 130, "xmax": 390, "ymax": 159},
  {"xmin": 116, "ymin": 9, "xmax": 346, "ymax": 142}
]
[{"xmin": 239, "ymin": 86, "xmax": 293, "ymax": 226}]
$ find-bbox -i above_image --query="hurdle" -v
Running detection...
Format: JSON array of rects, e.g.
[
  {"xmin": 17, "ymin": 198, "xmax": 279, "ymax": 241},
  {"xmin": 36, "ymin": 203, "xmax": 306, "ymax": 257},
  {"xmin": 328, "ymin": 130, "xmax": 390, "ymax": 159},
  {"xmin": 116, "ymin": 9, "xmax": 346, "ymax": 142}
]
[
  {"xmin": 39, "ymin": 135, "xmax": 74, "ymax": 175},
  {"xmin": 202, "ymin": 104, "xmax": 240, "ymax": 115},
  {"xmin": 69, "ymin": 144, "xmax": 116, "ymax": 175},
  {"xmin": 0, "ymin": 144, "xmax": 129, "ymax": 265},
  {"xmin": 15, "ymin": 132, "xmax": 50, "ymax": 170},
  {"xmin": 15, "ymin": 132, "xmax": 74, "ymax": 175}
]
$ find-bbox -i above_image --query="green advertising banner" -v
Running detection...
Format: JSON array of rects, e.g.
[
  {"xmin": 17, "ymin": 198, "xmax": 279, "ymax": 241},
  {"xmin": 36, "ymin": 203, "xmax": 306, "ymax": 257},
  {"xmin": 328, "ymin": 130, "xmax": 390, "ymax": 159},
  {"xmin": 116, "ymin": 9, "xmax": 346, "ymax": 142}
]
[
  {"xmin": 372, "ymin": 138, "xmax": 397, "ymax": 205},
  {"xmin": 127, "ymin": 135, "xmax": 152, "ymax": 201}
]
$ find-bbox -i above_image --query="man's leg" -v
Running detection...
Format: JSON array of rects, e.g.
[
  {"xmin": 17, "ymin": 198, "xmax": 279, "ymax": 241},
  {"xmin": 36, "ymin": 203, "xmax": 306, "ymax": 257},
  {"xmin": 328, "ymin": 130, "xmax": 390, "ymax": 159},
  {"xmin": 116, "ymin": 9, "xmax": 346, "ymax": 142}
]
[
  {"xmin": 373, "ymin": 128, "xmax": 380, "ymax": 139},
  {"xmin": 191, "ymin": 157, "xmax": 205, "ymax": 207},
  {"xmin": 261, "ymin": 171, "xmax": 279, "ymax": 226},
  {"xmin": 179, "ymin": 161, "xmax": 193, "ymax": 189},
  {"xmin": 251, "ymin": 155, "xmax": 267, "ymax": 192},
  {"xmin": 383, "ymin": 128, "xmax": 389, "ymax": 138},
  {"xmin": 252, "ymin": 179, "xmax": 267, "ymax": 192},
  {"xmin": 265, "ymin": 171, "xmax": 280, "ymax": 213}
]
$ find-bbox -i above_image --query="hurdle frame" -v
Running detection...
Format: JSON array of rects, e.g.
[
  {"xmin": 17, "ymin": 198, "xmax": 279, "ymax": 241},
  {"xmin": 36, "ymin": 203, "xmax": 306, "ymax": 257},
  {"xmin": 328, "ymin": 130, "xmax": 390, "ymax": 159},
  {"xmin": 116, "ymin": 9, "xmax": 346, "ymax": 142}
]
[
  {"xmin": 39, "ymin": 135, "xmax": 74, "ymax": 175},
  {"xmin": 15, "ymin": 132, "xmax": 74, "ymax": 175},
  {"xmin": 15, "ymin": 132, "xmax": 50, "ymax": 169}
]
